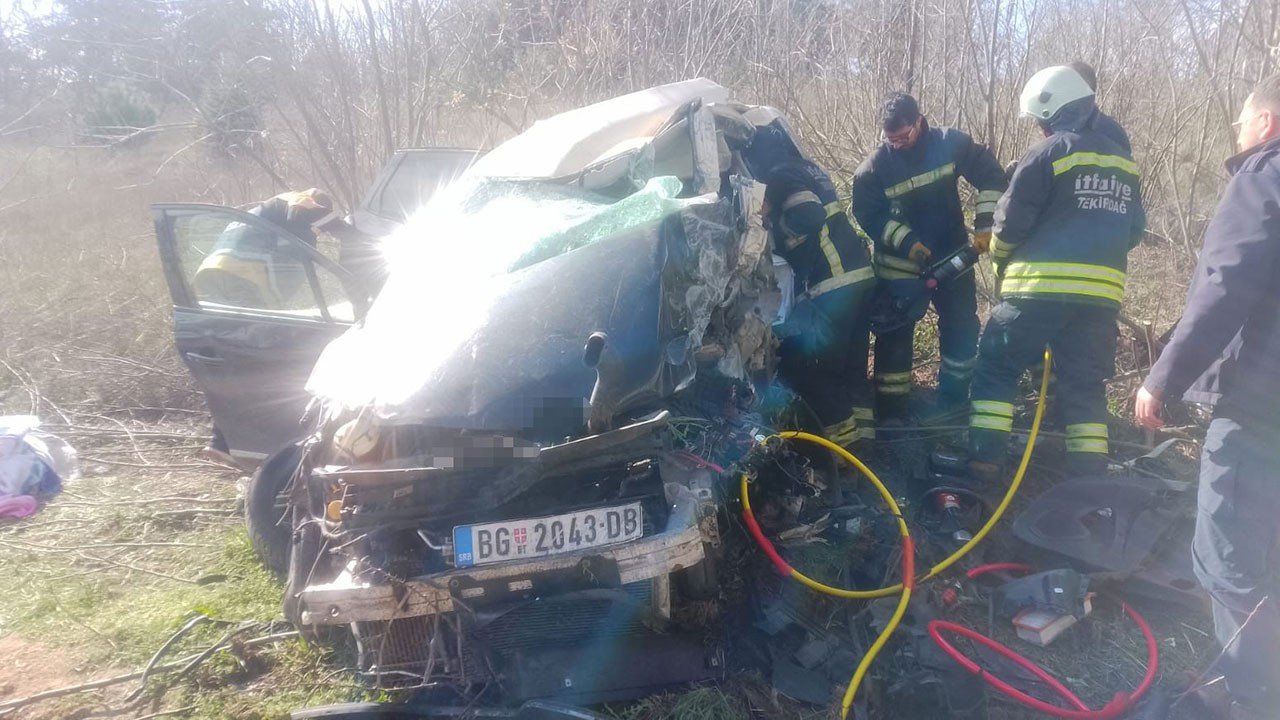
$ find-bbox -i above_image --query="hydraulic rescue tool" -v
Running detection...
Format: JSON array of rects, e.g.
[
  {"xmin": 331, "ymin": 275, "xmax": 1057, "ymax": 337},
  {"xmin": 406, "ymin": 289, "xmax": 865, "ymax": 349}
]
[{"xmin": 869, "ymin": 244, "xmax": 981, "ymax": 334}]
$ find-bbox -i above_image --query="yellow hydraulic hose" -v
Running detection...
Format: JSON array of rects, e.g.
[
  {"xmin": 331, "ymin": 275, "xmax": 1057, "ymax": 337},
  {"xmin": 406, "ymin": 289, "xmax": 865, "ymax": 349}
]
[
  {"xmin": 919, "ymin": 347, "xmax": 1052, "ymax": 581},
  {"xmin": 740, "ymin": 434, "xmax": 914, "ymax": 719},
  {"xmin": 739, "ymin": 348, "xmax": 1053, "ymax": 717},
  {"xmin": 821, "ymin": 347, "xmax": 1053, "ymax": 599}
]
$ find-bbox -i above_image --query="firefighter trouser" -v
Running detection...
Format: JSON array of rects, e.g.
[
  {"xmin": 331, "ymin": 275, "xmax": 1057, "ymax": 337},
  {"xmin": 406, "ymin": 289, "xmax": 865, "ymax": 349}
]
[
  {"xmin": 1193, "ymin": 414, "xmax": 1280, "ymax": 711},
  {"xmin": 873, "ymin": 270, "xmax": 979, "ymax": 420},
  {"xmin": 968, "ymin": 299, "xmax": 1115, "ymax": 475},
  {"xmin": 777, "ymin": 279, "xmax": 875, "ymax": 436}
]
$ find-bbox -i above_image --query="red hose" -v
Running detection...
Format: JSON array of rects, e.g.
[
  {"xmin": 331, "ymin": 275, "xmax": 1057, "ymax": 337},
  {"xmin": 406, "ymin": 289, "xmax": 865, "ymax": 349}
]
[
  {"xmin": 740, "ymin": 505, "xmax": 793, "ymax": 576},
  {"xmin": 671, "ymin": 449, "xmax": 726, "ymax": 474},
  {"xmin": 966, "ymin": 562, "xmax": 1035, "ymax": 580},
  {"xmin": 901, "ymin": 536, "xmax": 916, "ymax": 590},
  {"xmin": 928, "ymin": 603, "xmax": 1158, "ymax": 719}
]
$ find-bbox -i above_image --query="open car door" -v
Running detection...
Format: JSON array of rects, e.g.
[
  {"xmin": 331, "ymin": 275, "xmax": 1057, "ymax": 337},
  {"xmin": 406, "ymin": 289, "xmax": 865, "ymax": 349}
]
[{"xmin": 153, "ymin": 203, "xmax": 358, "ymax": 465}]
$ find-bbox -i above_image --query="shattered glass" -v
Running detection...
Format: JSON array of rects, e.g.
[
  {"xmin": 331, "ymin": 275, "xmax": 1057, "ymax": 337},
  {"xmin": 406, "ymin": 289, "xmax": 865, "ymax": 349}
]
[
  {"xmin": 306, "ymin": 80, "xmax": 782, "ymax": 437},
  {"xmin": 508, "ymin": 176, "xmax": 688, "ymax": 271},
  {"xmin": 306, "ymin": 171, "xmax": 769, "ymax": 434}
]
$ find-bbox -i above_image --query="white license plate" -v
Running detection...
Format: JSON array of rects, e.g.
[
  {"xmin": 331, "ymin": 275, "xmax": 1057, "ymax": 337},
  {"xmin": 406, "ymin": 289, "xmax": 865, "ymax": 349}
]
[{"xmin": 453, "ymin": 502, "xmax": 643, "ymax": 568}]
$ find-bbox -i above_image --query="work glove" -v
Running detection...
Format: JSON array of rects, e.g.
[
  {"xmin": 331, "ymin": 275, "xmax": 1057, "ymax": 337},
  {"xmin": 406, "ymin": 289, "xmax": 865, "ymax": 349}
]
[
  {"xmin": 907, "ymin": 241, "xmax": 932, "ymax": 265},
  {"xmin": 972, "ymin": 231, "xmax": 992, "ymax": 254}
]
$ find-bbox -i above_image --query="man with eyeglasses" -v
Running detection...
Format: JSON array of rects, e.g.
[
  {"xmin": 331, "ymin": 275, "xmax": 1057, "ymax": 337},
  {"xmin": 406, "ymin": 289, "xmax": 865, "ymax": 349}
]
[
  {"xmin": 1136, "ymin": 73, "xmax": 1280, "ymax": 720},
  {"xmin": 851, "ymin": 93, "xmax": 1007, "ymax": 426}
]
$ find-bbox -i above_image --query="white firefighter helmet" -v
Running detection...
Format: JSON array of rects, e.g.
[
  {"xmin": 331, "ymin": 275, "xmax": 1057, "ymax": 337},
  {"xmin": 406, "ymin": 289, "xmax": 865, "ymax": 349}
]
[{"xmin": 1019, "ymin": 66, "xmax": 1095, "ymax": 122}]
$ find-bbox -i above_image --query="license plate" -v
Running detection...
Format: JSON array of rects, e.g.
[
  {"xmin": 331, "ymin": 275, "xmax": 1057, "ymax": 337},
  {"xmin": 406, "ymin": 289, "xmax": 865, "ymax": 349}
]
[{"xmin": 453, "ymin": 502, "xmax": 643, "ymax": 568}]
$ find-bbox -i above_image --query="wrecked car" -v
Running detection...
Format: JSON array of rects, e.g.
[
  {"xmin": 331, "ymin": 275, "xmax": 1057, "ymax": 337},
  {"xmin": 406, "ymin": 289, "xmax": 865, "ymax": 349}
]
[
  {"xmin": 155, "ymin": 81, "xmax": 1183, "ymax": 719},
  {"xmin": 280, "ymin": 80, "xmax": 787, "ymax": 702},
  {"xmin": 156, "ymin": 79, "xmax": 838, "ymax": 703}
]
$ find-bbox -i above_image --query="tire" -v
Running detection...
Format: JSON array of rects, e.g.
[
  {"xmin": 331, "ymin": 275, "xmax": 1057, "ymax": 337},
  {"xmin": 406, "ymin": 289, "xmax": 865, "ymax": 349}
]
[{"xmin": 246, "ymin": 442, "xmax": 303, "ymax": 578}]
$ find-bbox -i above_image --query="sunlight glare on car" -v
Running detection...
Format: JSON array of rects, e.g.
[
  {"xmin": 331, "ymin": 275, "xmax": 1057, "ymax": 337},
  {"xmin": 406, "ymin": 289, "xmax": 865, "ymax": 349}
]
[{"xmin": 306, "ymin": 178, "xmax": 585, "ymax": 411}]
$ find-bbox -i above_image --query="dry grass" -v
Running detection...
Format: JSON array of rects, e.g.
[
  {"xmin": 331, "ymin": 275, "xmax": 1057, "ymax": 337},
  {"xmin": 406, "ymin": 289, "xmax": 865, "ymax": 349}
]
[
  {"xmin": 0, "ymin": 416, "xmax": 358, "ymax": 719},
  {"xmin": 0, "ymin": 136, "xmax": 361, "ymax": 717},
  {"xmin": 0, "ymin": 132, "xmax": 296, "ymax": 419}
]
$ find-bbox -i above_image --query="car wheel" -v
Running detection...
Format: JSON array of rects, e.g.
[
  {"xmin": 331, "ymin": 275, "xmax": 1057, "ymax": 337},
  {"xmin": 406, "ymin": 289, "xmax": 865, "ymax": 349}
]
[{"xmin": 246, "ymin": 442, "xmax": 303, "ymax": 578}]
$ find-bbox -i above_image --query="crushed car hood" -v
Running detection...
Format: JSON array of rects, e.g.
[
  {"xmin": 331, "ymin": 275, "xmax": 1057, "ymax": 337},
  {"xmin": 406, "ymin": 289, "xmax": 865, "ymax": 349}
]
[
  {"xmin": 307, "ymin": 185, "xmax": 740, "ymax": 438},
  {"xmin": 466, "ymin": 78, "xmax": 728, "ymax": 179},
  {"xmin": 305, "ymin": 80, "xmax": 776, "ymax": 439}
]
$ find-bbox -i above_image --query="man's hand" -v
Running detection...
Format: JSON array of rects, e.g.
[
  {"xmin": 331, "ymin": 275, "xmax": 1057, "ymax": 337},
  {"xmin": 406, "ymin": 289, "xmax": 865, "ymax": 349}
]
[
  {"xmin": 908, "ymin": 241, "xmax": 932, "ymax": 265},
  {"xmin": 1134, "ymin": 385, "xmax": 1164, "ymax": 429},
  {"xmin": 972, "ymin": 231, "xmax": 992, "ymax": 254}
]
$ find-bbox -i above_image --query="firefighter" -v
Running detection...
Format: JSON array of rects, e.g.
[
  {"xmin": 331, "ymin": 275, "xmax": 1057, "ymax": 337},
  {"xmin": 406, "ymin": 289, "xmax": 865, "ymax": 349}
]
[
  {"xmin": 851, "ymin": 93, "xmax": 1007, "ymax": 425},
  {"xmin": 967, "ymin": 66, "xmax": 1146, "ymax": 481},
  {"xmin": 195, "ymin": 189, "xmax": 333, "ymax": 309},
  {"xmin": 746, "ymin": 121, "xmax": 877, "ymax": 445}
]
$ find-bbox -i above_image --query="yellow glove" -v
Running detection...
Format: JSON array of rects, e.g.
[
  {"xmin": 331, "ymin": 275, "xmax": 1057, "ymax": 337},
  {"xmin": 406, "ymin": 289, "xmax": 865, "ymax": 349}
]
[
  {"xmin": 907, "ymin": 241, "xmax": 932, "ymax": 265},
  {"xmin": 972, "ymin": 231, "xmax": 992, "ymax": 254}
]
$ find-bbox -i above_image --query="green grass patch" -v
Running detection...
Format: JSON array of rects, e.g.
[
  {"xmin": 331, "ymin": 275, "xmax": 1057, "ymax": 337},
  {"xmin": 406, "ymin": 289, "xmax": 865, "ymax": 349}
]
[
  {"xmin": 2, "ymin": 528, "xmax": 283, "ymax": 665},
  {"xmin": 166, "ymin": 639, "xmax": 358, "ymax": 720},
  {"xmin": 608, "ymin": 686, "xmax": 744, "ymax": 720}
]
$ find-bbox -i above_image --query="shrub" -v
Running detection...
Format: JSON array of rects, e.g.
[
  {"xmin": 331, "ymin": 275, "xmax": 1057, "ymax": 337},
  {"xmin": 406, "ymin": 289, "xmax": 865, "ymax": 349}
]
[{"xmin": 80, "ymin": 86, "xmax": 157, "ymax": 148}]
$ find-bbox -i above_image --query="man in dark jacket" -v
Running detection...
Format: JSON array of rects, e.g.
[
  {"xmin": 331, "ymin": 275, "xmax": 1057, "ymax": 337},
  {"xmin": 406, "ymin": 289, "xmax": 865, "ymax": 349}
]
[
  {"xmin": 746, "ymin": 122, "xmax": 876, "ymax": 445},
  {"xmin": 967, "ymin": 66, "xmax": 1145, "ymax": 479},
  {"xmin": 1136, "ymin": 73, "xmax": 1280, "ymax": 720},
  {"xmin": 1067, "ymin": 61, "xmax": 1132, "ymax": 156},
  {"xmin": 851, "ymin": 94, "xmax": 1007, "ymax": 424}
]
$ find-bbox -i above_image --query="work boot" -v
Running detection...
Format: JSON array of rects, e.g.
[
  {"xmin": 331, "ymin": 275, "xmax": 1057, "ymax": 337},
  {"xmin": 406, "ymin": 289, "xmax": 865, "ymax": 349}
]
[
  {"xmin": 1064, "ymin": 453, "xmax": 1109, "ymax": 478},
  {"xmin": 876, "ymin": 393, "xmax": 911, "ymax": 428},
  {"xmin": 823, "ymin": 416, "xmax": 862, "ymax": 447}
]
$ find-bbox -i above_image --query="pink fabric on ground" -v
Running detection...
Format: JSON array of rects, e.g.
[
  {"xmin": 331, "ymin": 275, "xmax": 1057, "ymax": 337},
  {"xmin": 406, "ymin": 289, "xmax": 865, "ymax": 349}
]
[{"xmin": 0, "ymin": 495, "xmax": 37, "ymax": 518}]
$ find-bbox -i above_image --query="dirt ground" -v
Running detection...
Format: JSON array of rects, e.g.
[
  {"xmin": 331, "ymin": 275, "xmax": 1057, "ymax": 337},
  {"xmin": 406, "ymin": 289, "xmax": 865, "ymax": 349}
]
[
  {"xmin": 0, "ymin": 409, "xmax": 1217, "ymax": 720},
  {"xmin": 0, "ymin": 416, "xmax": 354, "ymax": 720},
  {"xmin": 0, "ymin": 637, "xmax": 80, "ymax": 702}
]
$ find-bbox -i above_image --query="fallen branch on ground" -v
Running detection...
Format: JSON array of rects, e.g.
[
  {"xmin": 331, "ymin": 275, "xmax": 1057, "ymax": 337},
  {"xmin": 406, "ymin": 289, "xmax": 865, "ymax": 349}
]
[
  {"xmin": 80, "ymin": 457, "xmax": 238, "ymax": 471},
  {"xmin": 0, "ymin": 539, "xmax": 210, "ymax": 552},
  {"xmin": 133, "ymin": 707, "xmax": 196, "ymax": 720},
  {"xmin": 0, "ymin": 631, "xmax": 299, "ymax": 714}
]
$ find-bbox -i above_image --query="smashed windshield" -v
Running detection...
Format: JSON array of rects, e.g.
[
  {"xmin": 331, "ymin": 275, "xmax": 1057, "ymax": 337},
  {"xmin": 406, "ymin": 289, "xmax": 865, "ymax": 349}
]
[
  {"xmin": 305, "ymin": 174, "xmax": 704, "ymax": 413},
  {"xmin": 377, "ymin": 174, "xmax": 690, "ymax": 276}
]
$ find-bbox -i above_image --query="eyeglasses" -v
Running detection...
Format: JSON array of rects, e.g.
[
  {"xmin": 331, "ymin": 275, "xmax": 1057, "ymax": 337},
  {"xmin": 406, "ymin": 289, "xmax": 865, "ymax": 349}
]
[
  {"xmin": 885, "ymin": 120, "xmax": 920, "ymax": 147},
  {"xmin": 1232, "ymin": 110, "xmax": 1269, "ymax": 128}
]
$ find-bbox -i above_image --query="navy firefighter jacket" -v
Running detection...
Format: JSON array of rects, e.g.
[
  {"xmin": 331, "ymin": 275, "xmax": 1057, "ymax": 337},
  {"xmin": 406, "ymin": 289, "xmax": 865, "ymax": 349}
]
[{"xmin": 851, "ymin": 119, "xmax": 1007, "ymax": 279}]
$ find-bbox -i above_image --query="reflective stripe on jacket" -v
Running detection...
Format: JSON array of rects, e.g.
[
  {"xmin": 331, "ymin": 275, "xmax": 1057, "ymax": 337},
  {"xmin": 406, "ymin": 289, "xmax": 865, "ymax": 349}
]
[
  {"xmin": 765, "ymin": 159, "xmax": 873, "ymax": 297},
  {"xmin": 851, "ymin": 119, "xmax": 1007, "ymax": 279},
  {"xmin": 992, "ymin": 103, "xmax": 1145, "ymax": 310}
]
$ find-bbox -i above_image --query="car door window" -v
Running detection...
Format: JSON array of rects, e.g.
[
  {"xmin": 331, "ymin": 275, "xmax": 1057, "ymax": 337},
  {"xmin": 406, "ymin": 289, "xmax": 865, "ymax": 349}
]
[
  {"xmin": 165, "ymin": 206, "xmax": 355, "ymax": 323},
  {"xmin": 367, "ymin": 149, "xmax": 479, "ymax": 222}
]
